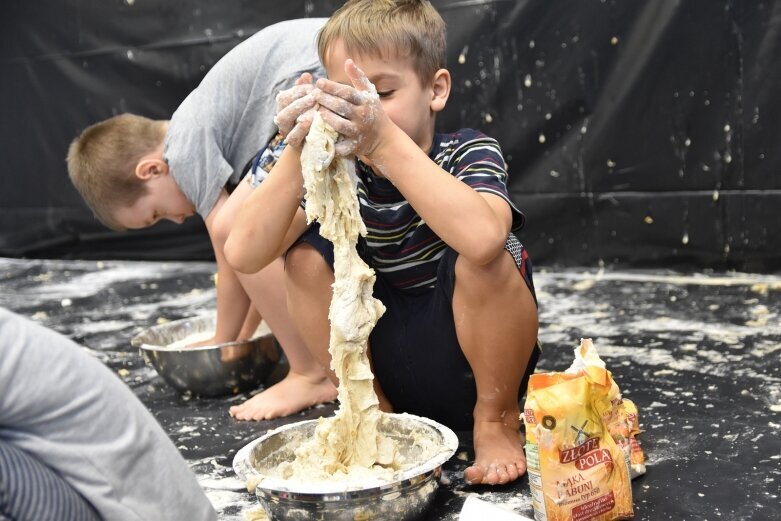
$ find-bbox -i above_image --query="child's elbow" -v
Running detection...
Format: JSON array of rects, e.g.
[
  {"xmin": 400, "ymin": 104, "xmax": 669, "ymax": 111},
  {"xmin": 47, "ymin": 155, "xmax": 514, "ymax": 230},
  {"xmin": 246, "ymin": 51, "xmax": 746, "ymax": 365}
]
[{"xmin": 469, "ymin": 230, "xmax": 508, "ymax": 266}]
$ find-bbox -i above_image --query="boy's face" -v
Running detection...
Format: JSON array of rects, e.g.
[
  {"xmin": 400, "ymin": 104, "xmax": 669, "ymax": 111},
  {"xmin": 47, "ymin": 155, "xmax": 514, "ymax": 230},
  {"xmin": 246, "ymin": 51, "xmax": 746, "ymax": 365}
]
[
  {"xmin": 324, "ymin": 39, "xmax": 437, "ymax": 152},
  {"xmin": 112, "ymin": 171, "xmax": 195, "ymax": 229}
]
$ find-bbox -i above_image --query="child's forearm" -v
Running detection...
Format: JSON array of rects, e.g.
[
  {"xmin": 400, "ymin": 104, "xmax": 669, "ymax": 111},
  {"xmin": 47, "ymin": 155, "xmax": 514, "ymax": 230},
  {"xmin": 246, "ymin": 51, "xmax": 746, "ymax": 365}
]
[
  {"xmin": 236, "ymin": 306, "xmax": 262, "ymax": 341},
  {"xmin": 212, "ymin": 255, "xmax": 252, "ymax": 343},
  {"xmin": 202, "ymin": 194, "xmax": 253, "ymax": 345},
  {"xmin": 224, "ymin": 146, "xmax": 307, "ymax": 274},
  {"xmin": 370, "ymin": 129, "xmax": 512, "ymax": 264}
]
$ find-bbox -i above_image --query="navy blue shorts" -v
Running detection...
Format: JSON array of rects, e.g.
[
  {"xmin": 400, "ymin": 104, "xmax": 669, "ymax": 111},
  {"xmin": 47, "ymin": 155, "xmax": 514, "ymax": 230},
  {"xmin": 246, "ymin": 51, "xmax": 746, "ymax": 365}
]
[{"xmin": 290, "ymin": 224, "xmax": 540, "ymax": 431}]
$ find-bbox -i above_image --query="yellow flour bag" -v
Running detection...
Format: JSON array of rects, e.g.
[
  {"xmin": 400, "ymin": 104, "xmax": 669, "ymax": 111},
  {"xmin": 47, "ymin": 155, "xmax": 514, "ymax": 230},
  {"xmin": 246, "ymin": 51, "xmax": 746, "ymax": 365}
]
[
  {"xmin": 596, "ymin": 364, "xmax": 646, "ymax": 480},
  {"xmin": 523, "ymin": 339, "xmax": 634, "ymax": 521},
  {"xmin": 621, "ymin": 399, "xmax": 646, "ymax": 478}
]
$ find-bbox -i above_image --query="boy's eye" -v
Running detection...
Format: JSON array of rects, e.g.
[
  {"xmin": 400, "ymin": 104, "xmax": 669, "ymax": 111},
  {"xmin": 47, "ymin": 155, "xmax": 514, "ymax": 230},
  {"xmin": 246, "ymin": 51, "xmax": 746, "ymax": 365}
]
[{"xmin": 377, "ymin": 90, "xmax": 394, "ymax": 98}]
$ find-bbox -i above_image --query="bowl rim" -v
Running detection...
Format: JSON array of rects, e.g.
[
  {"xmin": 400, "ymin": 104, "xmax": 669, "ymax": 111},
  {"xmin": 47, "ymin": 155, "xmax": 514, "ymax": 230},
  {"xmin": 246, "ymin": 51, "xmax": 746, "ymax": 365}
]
[
  {"xmin": 232, "ymin": 412, "xmax": 459, "ymax": 495},
  {"xmin": 131, "ymin": 314, "xmax": 273, "ymax": 352}
]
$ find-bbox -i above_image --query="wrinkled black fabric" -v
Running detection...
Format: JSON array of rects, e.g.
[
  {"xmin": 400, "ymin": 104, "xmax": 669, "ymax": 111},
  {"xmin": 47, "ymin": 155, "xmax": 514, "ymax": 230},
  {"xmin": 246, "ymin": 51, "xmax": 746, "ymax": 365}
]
[{"xmin": 1, "ymin": 1, "xmax": 779, "ymax": 270}]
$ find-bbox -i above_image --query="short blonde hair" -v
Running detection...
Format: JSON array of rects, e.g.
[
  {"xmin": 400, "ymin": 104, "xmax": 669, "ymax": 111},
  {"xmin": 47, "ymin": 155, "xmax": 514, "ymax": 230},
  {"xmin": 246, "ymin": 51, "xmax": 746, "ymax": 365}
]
[
  {"xmin": 318, "ymin": 0, "xmax": 447, "ymax": 85},
  {"xmin": 67, "ymin": 113, "xmax": 166, "ymax": 230}
]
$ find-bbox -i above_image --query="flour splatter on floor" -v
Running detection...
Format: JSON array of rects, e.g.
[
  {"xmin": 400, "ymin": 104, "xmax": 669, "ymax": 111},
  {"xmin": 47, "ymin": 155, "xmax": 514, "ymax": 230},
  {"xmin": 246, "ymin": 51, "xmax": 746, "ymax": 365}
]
[{"xmin": 1, "ymin": 259, "xmax": 779, "ymax": 520}]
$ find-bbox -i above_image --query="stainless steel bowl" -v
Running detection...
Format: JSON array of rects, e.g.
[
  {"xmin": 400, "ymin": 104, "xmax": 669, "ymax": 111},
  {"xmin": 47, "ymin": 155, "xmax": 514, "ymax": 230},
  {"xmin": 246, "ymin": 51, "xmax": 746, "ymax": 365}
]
[
  {"xmin": 131, "ymin": 314, "xmax": 281, "ymax": 397},
  {"xmin": 233, "ymin": 413, "xmax": 459, "ymax": 521}
]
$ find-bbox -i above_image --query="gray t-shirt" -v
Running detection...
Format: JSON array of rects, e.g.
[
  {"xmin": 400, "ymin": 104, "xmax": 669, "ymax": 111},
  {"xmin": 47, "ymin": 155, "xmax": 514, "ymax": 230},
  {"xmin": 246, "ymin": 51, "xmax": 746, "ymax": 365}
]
[{"xmin": 165, "ymin": 18, "xmax": 326, "ymax": 218}]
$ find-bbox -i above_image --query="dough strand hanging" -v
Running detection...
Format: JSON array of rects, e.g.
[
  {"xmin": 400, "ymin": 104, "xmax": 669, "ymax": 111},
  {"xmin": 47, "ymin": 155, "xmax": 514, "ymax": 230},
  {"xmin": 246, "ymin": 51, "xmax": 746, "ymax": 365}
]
[{"xmin": 277, "ymin": 110, "xmax": 399, "ymax": 482}]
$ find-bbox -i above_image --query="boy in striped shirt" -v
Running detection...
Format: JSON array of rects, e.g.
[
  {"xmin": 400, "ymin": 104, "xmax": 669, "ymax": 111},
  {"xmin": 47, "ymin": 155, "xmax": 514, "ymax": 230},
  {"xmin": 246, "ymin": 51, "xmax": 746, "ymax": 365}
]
[{"xmin": 226, "ymin": 0, "xmax": 540, "ymax": 486}]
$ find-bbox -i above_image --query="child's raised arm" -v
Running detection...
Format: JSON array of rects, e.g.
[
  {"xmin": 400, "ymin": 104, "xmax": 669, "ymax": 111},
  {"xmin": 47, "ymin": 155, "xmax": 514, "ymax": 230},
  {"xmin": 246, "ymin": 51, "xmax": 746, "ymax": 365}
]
[
  {"xmin": 225, "ymin": 74, "xmax": 319, "ymax": 275},
  {"xmin": 224, "ymin": 146, "xmax": 309, "ymax": 274}
]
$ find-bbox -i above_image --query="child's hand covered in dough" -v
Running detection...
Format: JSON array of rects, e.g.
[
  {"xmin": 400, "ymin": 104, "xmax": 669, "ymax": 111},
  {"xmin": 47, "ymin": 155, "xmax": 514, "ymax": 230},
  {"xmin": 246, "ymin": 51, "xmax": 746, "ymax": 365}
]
[
  {"xmin": 314, "ymin": 60, "xmax": 392, "ymax": 159},
  {"xmin": 275, "ymin": 72, "xmax": 318, "ymax": 149}
]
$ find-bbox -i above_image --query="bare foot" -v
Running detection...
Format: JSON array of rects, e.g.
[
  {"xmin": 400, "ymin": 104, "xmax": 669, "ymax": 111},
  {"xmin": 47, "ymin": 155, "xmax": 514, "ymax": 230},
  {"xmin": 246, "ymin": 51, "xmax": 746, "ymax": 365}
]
[
  {"xmin": 229, "ymin": 372, "xmax": 337, "ymax": 421},
  {"xmin": 464, "ymin": 418, "xmax": 527, "ymax": 486}
]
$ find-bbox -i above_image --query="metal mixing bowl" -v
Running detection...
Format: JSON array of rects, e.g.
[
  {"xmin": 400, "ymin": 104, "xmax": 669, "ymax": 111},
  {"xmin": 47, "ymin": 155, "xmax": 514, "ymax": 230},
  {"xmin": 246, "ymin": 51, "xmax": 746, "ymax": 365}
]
[
  {"xmin": 233, "ymin": 413, "xmax": 459, "ymax": 521},
  {"xmin": 131, "ymin": 314, "xmax": 281, "ymax": 397}
]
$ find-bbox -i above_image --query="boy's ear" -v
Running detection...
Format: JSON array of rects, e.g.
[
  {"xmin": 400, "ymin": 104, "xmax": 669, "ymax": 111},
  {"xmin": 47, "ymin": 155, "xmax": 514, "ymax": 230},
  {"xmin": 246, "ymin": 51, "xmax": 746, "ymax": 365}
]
[
  {"xmin": 430, "ymin": 68, "xmax": 451, "ymax": 113},
  {"xmin": 135, "ymin": 154, "xmax": 169, "ymax": 181}
]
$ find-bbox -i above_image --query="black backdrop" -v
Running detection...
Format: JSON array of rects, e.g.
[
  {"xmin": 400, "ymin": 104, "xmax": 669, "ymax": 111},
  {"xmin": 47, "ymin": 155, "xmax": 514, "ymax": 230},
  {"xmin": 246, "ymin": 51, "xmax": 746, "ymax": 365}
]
[{"xmin": 2, "ymin": 0, "xmax": 780, "ymax": 271}]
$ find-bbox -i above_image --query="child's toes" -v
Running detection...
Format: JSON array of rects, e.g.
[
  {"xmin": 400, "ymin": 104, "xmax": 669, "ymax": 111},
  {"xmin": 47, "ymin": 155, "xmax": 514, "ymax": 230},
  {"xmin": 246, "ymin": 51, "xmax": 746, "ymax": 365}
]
[
  {"xmin": 464, "ymin": 463, "xmax": 486, "ymax": 485},
  {"xmin": 514, "ymin": 456, "xmax": 527, "ymax": 476},
  {"xmin": 504, "ymin": 461, "xmax": 520, "ymax": 482}
]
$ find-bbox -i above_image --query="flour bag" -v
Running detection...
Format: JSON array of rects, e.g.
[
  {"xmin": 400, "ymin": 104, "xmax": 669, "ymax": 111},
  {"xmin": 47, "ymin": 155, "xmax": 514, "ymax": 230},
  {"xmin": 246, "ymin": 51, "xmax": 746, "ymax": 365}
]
[{"xmin": 523, "ymin": 339, "xmax": 643, "ymax": 521}]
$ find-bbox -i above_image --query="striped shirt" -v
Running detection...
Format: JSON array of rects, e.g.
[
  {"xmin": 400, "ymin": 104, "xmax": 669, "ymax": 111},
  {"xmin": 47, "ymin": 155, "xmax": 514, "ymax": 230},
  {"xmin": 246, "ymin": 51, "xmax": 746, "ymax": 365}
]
[{"xmin": 355, "ymin": 128, "xmax": 525, "ymax": 291}]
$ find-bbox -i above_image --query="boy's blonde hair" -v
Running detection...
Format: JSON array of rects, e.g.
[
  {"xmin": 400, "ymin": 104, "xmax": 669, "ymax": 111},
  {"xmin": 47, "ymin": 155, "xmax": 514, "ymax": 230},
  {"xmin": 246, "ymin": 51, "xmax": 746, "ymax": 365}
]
[
  {"xmin": 66, "ymin": 113, "xmax": 167, "ymax": 230},
  {"xmin": 318, "ymin": 0, "xmax": 446, "ymax": 85}
]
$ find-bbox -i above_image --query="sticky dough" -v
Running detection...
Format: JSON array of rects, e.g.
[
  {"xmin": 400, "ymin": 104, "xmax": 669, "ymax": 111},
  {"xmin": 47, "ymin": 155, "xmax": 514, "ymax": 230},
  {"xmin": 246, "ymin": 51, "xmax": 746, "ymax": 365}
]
[{"xmin": 277, "ymin": 112, "xmax": 399, "ymax": 482}]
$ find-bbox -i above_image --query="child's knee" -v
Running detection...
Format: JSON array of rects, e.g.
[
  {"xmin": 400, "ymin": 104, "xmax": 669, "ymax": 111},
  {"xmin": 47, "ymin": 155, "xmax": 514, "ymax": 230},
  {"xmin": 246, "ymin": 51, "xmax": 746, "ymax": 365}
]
[
  {"xmin": 454, "ymin": 250, "xmax": 520, "ymax": 294},
  {"xmin": 285, "ymin": 243, "xmax": 333, "ymax": 288},
  {"xmin": 211, "ymin": 210, "xmax": 231, "ymax": 248}
]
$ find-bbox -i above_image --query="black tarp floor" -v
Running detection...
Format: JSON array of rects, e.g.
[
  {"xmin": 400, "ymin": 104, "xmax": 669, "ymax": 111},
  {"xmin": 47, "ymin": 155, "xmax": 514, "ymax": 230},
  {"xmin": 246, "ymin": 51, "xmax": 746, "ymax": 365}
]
[{"xmin": 1, "ymin": 258, "xmax": 779, "ymax": 520}]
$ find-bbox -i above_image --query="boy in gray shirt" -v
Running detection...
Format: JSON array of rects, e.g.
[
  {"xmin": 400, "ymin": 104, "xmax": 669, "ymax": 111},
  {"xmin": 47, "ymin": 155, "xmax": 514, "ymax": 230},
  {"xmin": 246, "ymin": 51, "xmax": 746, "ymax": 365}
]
[{"xmin": 67, "ymin": 18, "xmax": 337, "ymax": 420}]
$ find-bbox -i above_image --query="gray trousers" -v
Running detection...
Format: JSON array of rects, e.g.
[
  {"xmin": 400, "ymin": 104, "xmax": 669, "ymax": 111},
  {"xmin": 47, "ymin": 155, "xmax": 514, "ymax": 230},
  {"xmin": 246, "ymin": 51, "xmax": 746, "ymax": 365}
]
[{"xmin": 0, "ymin": 308, "xmax": 217, "ymax": 521}]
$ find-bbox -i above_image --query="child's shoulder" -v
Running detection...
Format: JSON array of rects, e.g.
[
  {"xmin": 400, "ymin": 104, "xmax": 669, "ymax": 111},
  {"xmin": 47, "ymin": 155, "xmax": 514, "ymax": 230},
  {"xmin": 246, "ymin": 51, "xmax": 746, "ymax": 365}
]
[
  {"xmin": 432, "ymin": 128, "xmax": 503, "ymax": 162},
  {"xmin": 440, "ymin": 127, "xmax": 491, "ymax": 140},
  {"xmin": 435, "ymin": 128, "xmax": 500, "ymax": 149}
]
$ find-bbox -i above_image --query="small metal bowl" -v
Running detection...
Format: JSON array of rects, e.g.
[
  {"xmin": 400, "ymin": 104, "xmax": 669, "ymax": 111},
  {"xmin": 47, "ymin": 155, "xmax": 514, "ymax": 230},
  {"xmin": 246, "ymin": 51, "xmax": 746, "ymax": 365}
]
[
  {"xmin": 233, "ymin": 413, "xmax": 459, "ymax": 521},
  {"xmin": 131, "ymin": 314, "xmax": 281, "ymax": 397}
]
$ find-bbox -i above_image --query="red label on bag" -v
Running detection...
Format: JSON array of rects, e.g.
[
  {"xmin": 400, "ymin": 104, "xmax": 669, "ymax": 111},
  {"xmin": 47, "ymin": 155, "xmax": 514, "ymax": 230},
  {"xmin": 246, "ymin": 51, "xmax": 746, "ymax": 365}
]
[{"xmin": 571, "ymin": 491, "xmax": 616, "ymax": 521}]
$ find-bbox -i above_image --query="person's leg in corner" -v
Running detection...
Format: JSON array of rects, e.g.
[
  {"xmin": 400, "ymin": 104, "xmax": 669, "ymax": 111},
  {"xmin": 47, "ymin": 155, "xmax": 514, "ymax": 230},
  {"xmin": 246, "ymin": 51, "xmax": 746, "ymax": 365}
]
[
  {"xmin": 0, "ymin": 439, "xmax": 100, "ymax": 521},
  {"xmin": 453, "ymin": 242, "xmax": 539, "ymax": 486},
  {"xmin": 0, "ymin": 307, "xmax": 217, "ymax": 521},
  {"xmin": 211, "ymin": 179, "xmax": 336, "ymax": 421}
]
